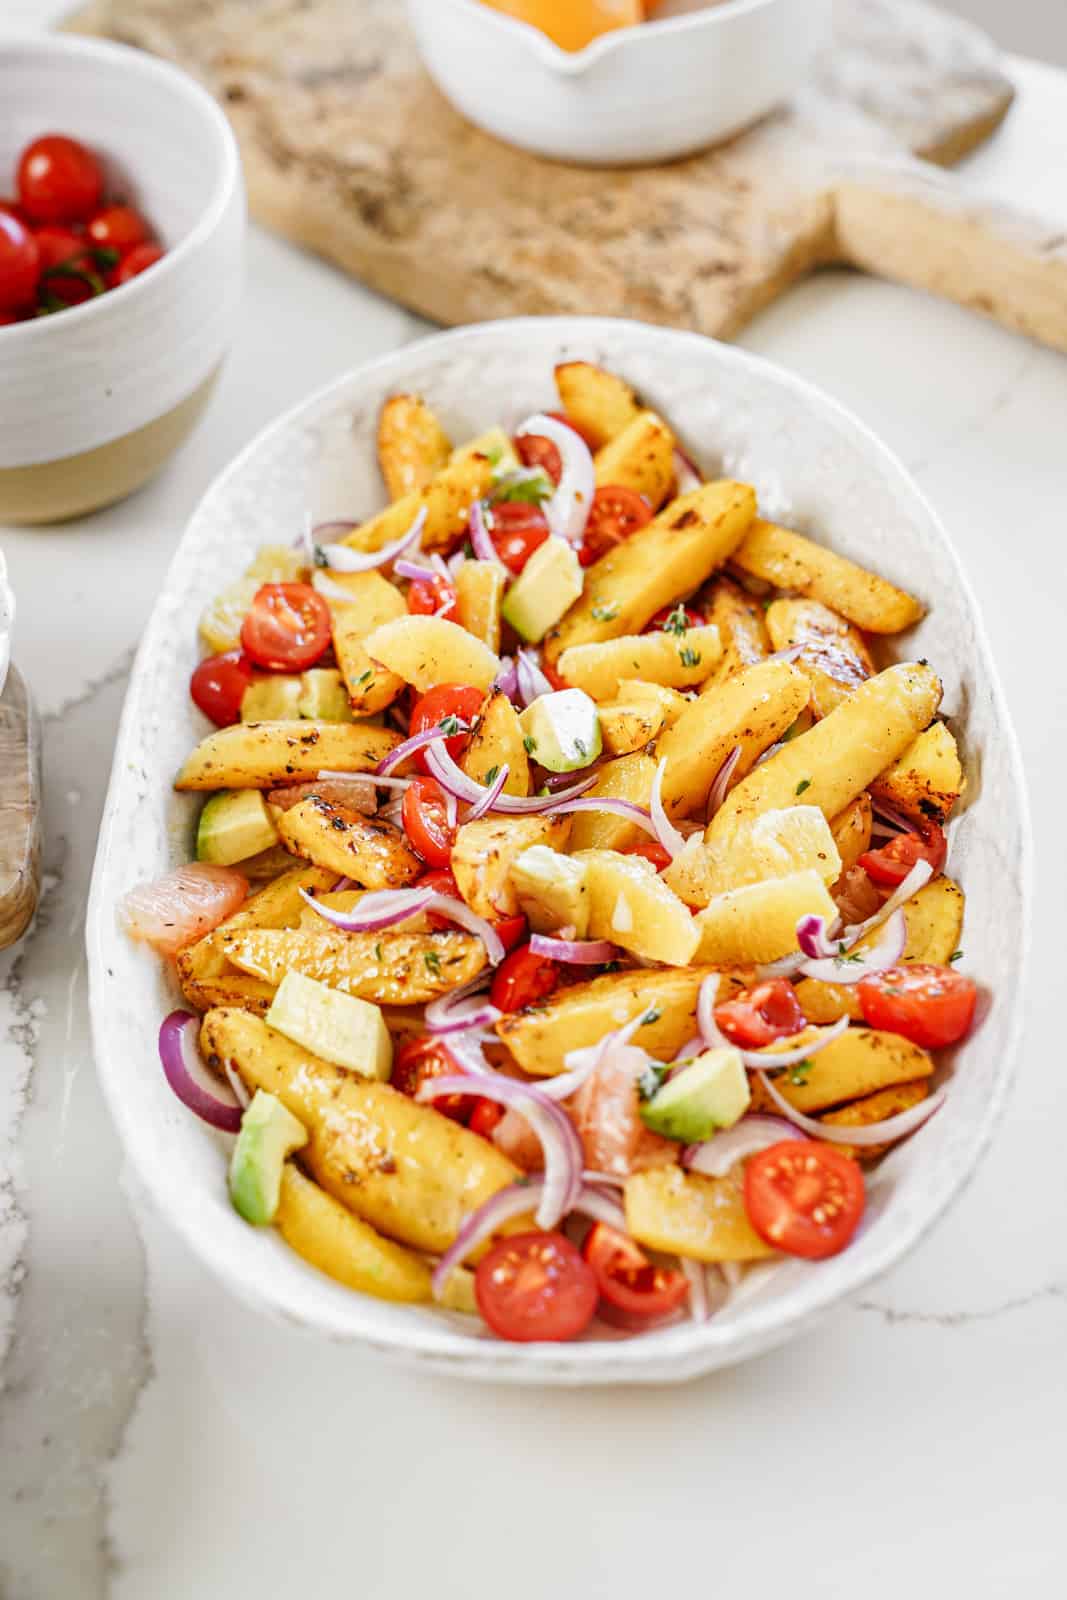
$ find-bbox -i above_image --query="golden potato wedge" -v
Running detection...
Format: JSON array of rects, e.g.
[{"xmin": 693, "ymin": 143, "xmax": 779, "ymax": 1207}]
[
  {"xmin": 819, "ymin": 1081, "xmax": 931, "ymax": 1160},
  {"xmin": 624, "ymin": 1167, "xmax": 776, "ymax": 1263},
  {"xmin": 496, "ymin": 966, "xmax": 748, "ymax": 1078},
  {"xmin": 451, "ymin": 815, "xmax": 571, "ymax": 919},
  {"xmin": 615, "ymin": 679, "xmax": 689, "ymax": 727},
  {"xmin": 455, "ymin": 559, "xmax": 506, "ymax": 654},
  {"xmin": 202, "ymin": 1010, "xmax": 518, "ymax": 1253},
  {"xmin": 240, "ymin": 843, "xmax": 303, "ymax": 882},
  {"xmin": 565, "ymin": 751, "xmax": 656, "ymax": 854},
  {"xmin": 175, "ymin": 722, "xmax": 402, "ymax": 791},
  {"xmin": 557, "ymin": 624, "xmax": 721, "ymax": 701},
  {"xmin": 377, "ymin": 394, "xmax": 452, "ymax": 502},
  {"xmin": 829, "ymin": 794, "xmax": 873, "ymax": 876},
  {"xmin": 765, "ymin": 597, "xmax": 874, "ymax": 718},
  {"xmin": 698, "ymin": 576, "xmax": 770, "ymax": 691},
  {"xmin": 324, "ymin": 570, "xmax": 407, "ymax": 715},
  {"xmin": 870, "ymin": 721, "xmax": 964, "ymax": 824},
  {"xmin": 732, "ymin": 520, "xmax": 924, "ymax": 633},
  {"xmin": 276, "ymin": 1163, "xmax": 433, "ymax": 1302},
  {"xmin": 223, "ymin": 927, "xmax": 488, "ymax": 1006},
  {"xmin": 577, "ymin": 849, "xmax": 701, "ymax": 967},
  {"xmin": 707, "ymin": 664, "xmax": 942, "ymax": 844},
  {"xmin": 544, "ymin": 481, "xmax": 757, "ymax": 664},
  {"xmin": 276, "ymin": 797, "xmax": 422, "ymax": 889},
  {"xmin": 592, "ymin": 410, "xmax": 676, "ymax": 508},
  {"xmin": 340, "ymin": 427, "xmax": 518, "ymax": 556},
  {"xmin": 363, "ymin": 614, "xmax": 500, "ymax": 694},
  {"xmin": 554, "ymin": 360, "xmax": 642, "ymax": 450},
  {"xmin": 508, "ymin": 847, "xmax": 590, "ymax": 937},
  {"xmin": 462, "ymin": 689, "xmax": 530, "ymax": 796},
  {"xmin": 748, "ymin": 1027, "xmax": 934, "ymax": 1113},
  {"xmin": 597, "ymin": 696, "xmax": 669, "ymax": 756},
  {"xmin": 657, "ymin": 658, "xmax": 810, "ymax": 820},
  {"xmin": 437, "ymin": 1266, "xmax": 480, "ymax": 1315},
  {"xmin": 693, "ymin": 869, "xmax": 838, "ymax": 965}
]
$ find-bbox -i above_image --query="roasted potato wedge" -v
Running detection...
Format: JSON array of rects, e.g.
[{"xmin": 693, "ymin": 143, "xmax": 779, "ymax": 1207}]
[
  {"xmin": 340, "ymin": 427, "xmax": 518, "ymax": 556},
  {"xmin": 819, "ymin": 1081, "xmax": 931, "ymax": 1160},
  {"xmin": 765, "ymin": 597, "xmax": 874, "ymax": 718},
  {"xmin": 597, "ymin": 696, "xmax": 669, "ymax": 756},
  {"xmin": 693, "ymin": 869, "xmax": 838, "ymax": 965},
  {"xmin": 277, "ymin": 1163, "xmax": 433, "ymax": 1303},
  {"xmin": 377, "ymin": 394, "xmax": 452, "ymax": 501},
  {"xmin": 462, "ymin": 689, "xmax": 530, "ymax": 795},
  {"xmin": 451, "ymin": 814, "xmax": 571, "ymax": 919},
  {"xmin": 276, "ymin": 797, "xmax": 422, "ymax": 889},
  {"xmin": 455, "ymin": 559, "xmax": 506, "ymax": 654},
  {"xmin": 748, "ymin": 1026, "xmax": 934, "ymax": 1113},
  {"xmin": 577, "ymin": 849, "xmax": 701, "ymax": 967},
  {"xmin": 223, "ymin": 928, "xmax": 488, "ymax": 1006},
  {"xmin": 557, "ymin": 624, "xmax": 721, "ymax": 700},
  {"xmin": 201, "ymin": 1010, "xmax": 519, "ymax": 1253},
  {"xmin": 732, "ymin": 520, "xmax": 924, "ymax": 634},
  {"xmin": 870, "ymin": 721, "xmax": 964, "ymax": 824},
  {"xmin": 829, "ymin": 794, "xmax": 873, "ymax": 876},
  {"xmin": 363, "ymin": 614, "xmax": 500, "ymax": 694},
  {"xmin": 175, "ymin": 722, "xmax": 402, "ymax": 791},
  {"xmin": 592, "ymin": 410, "xmax": 676, "ymax": 509},
  {"xmin": 325, "ymin": 570, "xmax": 407, "ymax": 714},
  {"xmin": 565, "ymin": 751, "xmax": 656, "ymax": 854},
  {"xmin": 624, "ymin": 1167, "xmax": 776, "ymax": 1263},
  {"xmin": 698, "ymin": 576, "xmax": 770, "ymax": 691},
  {"xmin": 554, "ymin": 361, "xmax": 642, "ymax": 450}
]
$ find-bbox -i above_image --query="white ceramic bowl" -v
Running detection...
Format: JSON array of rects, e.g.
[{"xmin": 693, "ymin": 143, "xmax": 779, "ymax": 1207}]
[
  {"xmin": 0, "ymin": 549, "xmax": 12, "ymax": 697},
  {"xmin": 87, "ymin": 317, "xmax": 1030, "ymax": 1384},
  {"xmin": 405, "ymin": 0, "xmax": 830, "ymax": 165},
  {"xmin": 0, "ymin": 33, "xmax": 244, "ymax": 524}
]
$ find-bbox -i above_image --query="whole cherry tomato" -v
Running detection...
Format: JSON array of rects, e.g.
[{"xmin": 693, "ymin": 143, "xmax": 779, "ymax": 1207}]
[
  {"xmin": 0, "ymin": 211, "xmax": 40, "ymax": 313},
  {"xmin": 110, "ymin": 242, "xmax": 164, "ymax": 286},
  {"xmin": 189, "ymin": 651, "xmax": 257, "ymax": 727},
  {"xmin": 18, "ymin": 135, "xmax": 103, "ymax": 224},
  {"xmin": 87, "ymin": 205, "xmax": 148, "ymax": 253}
]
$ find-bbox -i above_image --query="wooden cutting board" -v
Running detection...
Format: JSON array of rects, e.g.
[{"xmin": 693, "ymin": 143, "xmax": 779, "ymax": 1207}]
[
  {"xmin": 0, "ymin": 667, "xmax": 42, "ymax": 952},
  {"xmin": 68, "ymin": 0, "xmax": 1067, "ymax": 351}
]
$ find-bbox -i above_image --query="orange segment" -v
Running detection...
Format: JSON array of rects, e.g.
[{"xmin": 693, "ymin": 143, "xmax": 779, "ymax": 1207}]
[{"xmin": 481, "ymin": 0, "xmax": 645, "ymax": 53}]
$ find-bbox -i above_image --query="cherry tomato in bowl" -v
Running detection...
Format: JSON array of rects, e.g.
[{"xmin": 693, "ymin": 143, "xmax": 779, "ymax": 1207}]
[
  {"xmin": 475, "ymin": 1231, "xmax": 599, "ymax": 1343},
  {"xmin": 579, "ymin": 485, "xmax": 653, "ymax": 565},
  {"xmin": 490, "ymin": 943, "xmax": 561, "ymax": 1013},
  {"xmin": 87, "ymin": 204, "xmax": 148, "ymax": 253},
  {"xmin": 110, "ymin": 242, "xmax": 164, "ymax": 287},
  {"xmin": 240, "ymin": 583, "xmax": 331, "ymax": 671},
  {"xmin": 409, "ymin": 683, "xmax": 484, "ymax": 772},
  {"xmin": 858, "ymin": 963, "xmax": 977, "ymax": 1050},
  {"xmin": 0, "ymin": 211, "xmax": 40, "ymax": 313},
  {"xmin": 487, "ymin": 500, "xmax": 550, "ymax": 574},
  {"xmin": 744, "ymin": 1141, "xmax": 865, "ymax": 1260},
  {"xmin": 189, "ymin": 650, "xmax": 257, "ymax": 727},
  {"xmin": 714, "ymin": 979, "xmax": 806, "ymax": 1050},
  {"xmin": 401, "ymin": 776, "xmax": 457, "ymax": 868},
  {"xmin": 582, "ymin": 1223, "xmax": 690, "ymax": 1323},
  {"xmin": 18, "ymin": 135, "xmax": 103, "ymax": 224},
  {"xmin": 858, "ymin": 817, "xmax": 946, "ymax": 887}
]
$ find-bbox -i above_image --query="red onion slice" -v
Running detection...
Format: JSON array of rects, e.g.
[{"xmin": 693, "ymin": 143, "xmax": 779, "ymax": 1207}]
[
  {"xmin": 468, "ymin": 500, "xmax": 508, "ymax": 570},
  {"xmin": 684, "ymin": 1115, "xmax": 809, "ymax": 1178},
  {"xmin": 515, "ymin": 648, "xmax": 553, "ymax": 707},
  {"xmin": 394, "ymin": 558, "xmax": 437, "ymax": 583},
  {"xmin": 765, "ymin": 645, "xmax": 806, "ymax": 666},
  {"xmin": 843, "ymin": 859, "xmax": 934, "ymax": 945},
  {"xmin": 680, "ymin": 1256, "xmax": 710, "ymax": 1322},
  {"xmin": 742, "ymin": 1014, "xmax": 850, "ymax": 1070},
  {"xmin": 317, "ymin": 508, "xmax": 427, "ymax": 572},
  {"xmin": 529, "ymin": 933, "xmax": 618, "ymax": 964},
  {"xmin": 425, "ymin": 974, "xmax": 500, "ymax": 1035},
  {"xmin": 706, "ymin": 745, "xmax": 742, "ymax": 821},
  {"xmin": 756, "ymin": 1071, "xmax": 947, "ymax": 1148},
  {"xmin": 431, "ymin": 1180, "xmax": 626, "ymax": 1300},
  {"xmin": 797, "ymin": 907, "xmax": 907, "ymax": 984},
  {"xmin": 650, "ymin": 758, "xmax": 687, "ymax": 860},
  {"xmin": 871, "ymin": 798, "xmax": 916, "ymax": 835},
  {"xmin": 158, "ymin": 1011, "xmax": 242, "ymax": 1133},
  {"xmin": 494, "ymin": 655, "xmax": 519, "ymax": 700},
  {"xmin": 376, "ymin": 720, "xmax": 471, "ymax": 777},
  {"xmin": 540, "ymin": 1009, "xmax": 656, "ymax": 1101},
  {"xmin": 312, "ymin": 519, "xmax": 358, "ymax": 541},
  {"xmin": 673, "ymin": 447, "xmax": 703, "ymax": 495},
  {"xmin": 515, "ymin": 413, "xmax": 595, "ymax": 543},
  {"xmin": 796, "ymin": 913, "xmax": 843, "ymax": 961},
  {"xmin": 697, "ymin": 974, "xmax": 729, "ymax": 1050},
  {"xmin": 426, "ymin": 740, "xmax": 595, "ymax": 814},
  {"xmin": 542, "ymin": 795, "xmax": 657, "ymax": 833},
  {"xmin": 755, "ymin": 953, "xmax": 809, "ymax": 980},
  {"xmin": 464, "ymin": 763, "xmax": 509, "ymax": 822},
  {"xmin": 300, "ymin": 885, "xmax": 434, "ymax": 932}
]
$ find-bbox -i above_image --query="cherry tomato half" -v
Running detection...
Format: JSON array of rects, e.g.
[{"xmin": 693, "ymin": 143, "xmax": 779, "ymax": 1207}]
[
  {"xmin": 110, "ymin": 242, "xmax": 164, "ymax": 287},
  {"xmin": 240, "ymin": 583, "xmax": 332, "ymax": 671},
  {"xmin": 419, "ymin": 868, "xmax": 527, "ymax": 949},
  {"xmin": 513, "ymin": 411, "xmax": 598, "ymax": 488},
  {"xmin": 189, "ymin": 650, "xmax": 257, "ymax": 727},
  {"xmin": 487, "ymin": 500, "xmax": 550, "ymax": 574},
  {"xmin": 490, "ymin": 942, "xmax": 561, "ymax": 1013},
  {"xmin": 858, "ymin": 963, "xmax": 977, "ymax": 1050},
  {"xmin": 32, "ymin": 225, "xmax": 88, "ymax": 274},
  {"xmin": 647, "ymin": 603, "xmax": 704, "ymax": 633},
  {"xmin": 87, "ymin": 205, "xmax": 148, "ymax": 253},
  {"xmin": 625, "ymin": 840, "xmax": 673, "ymax": 873},
  {"xmin": 391, "ymin": 1035, "xmax": 472, "ymax": 1122},
  {"xmin": 858, "ymin": 817, "xmax": 947, "ymax": 888},
  {"xmin": 0, "ymin": 211, "xmax": 40, "ymax": 313},
  {"xmin": 475, "ymin": 1231, "xmax": 599, "ymax": 1343},
  {"xmin": 407, "ymin": 572, "xmax": 457, "ymax": 621},
  {"xmin": 402, "ymin": 775, "xmax": 457, "ymax": 868},
  {"xmin": 715, "ymin": 979, "xmax": 806, "ymax": 1050},
  {"xmin": 492, "ymin": 914, "xmax": 529, "ymax": 954},
  {"xmin": 18, "ymin": 135, "xmax": 103, "ymax": 224},
  {"xmin": 744, "ymin": 1141, "xmax": 865, "ymax": 1260},
  {"xmin": 409, "ymin": 683, "xmax": 484, "ymax": 772},
  {"xmin": 468, "ymin": 1099, "xmax": 506, "ymax": 1140},
  {"xmin": 581, "ymin": 1223, "xmax": 690, "ymax": 1322},
  {"xmin": 579, "ymin": 485, "xmax": 653, "ymax": 566}
]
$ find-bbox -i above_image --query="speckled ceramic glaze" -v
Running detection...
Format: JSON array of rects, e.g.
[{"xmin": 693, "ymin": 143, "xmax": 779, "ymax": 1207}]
[{"xmin": 86, "ymin": 318, "xmax": 1031, "ymax": 1384}]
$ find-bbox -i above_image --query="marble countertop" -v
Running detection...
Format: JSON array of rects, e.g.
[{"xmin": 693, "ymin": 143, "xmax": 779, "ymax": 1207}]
[{"xmin": 2, "ymin": 9, "xmax": 1066, "ymax": 1595}]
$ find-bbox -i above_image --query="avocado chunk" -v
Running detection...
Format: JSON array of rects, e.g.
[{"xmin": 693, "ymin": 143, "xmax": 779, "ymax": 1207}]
[
  {"xmin": 229, "ymin": 1091, "xmax": 308, "ymax": 1225},
  {"xmin": 509, "ymin": 844, "xmax": 590, "ymax": 936},
  {"xmin": 519, "ymin": 688, "xmax": 602, "ymax": 773},
  {"xmin": 298, "ymin": 669, "xmax": 354, "ymax": 723},
  {"xmin": 197, "ymin": 789, "xmax": 281, "ymax": 866},
  {"xmin": 639, "ymin": 1047, "xmax": 751, "ymax": 1142},
  {"xmin": 265, "ymin": 970, "xmax": 393, "ymax": 1080},
  {"xmin": 501, "ymin": 536, "xmax": 583, "ymax": 643},
  {"xmin": 241, "ymin": 674, "xmax": 303, "ymax": 721}
]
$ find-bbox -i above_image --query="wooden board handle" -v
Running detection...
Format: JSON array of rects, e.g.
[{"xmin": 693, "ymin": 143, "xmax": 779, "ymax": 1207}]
[
  {"xmin": 0, "ymin": 665, "xmax": 42, "ymax": 951},
  {"xmin": 833, "ymin": 159, "xmax": 1067, "ymax": 354}
]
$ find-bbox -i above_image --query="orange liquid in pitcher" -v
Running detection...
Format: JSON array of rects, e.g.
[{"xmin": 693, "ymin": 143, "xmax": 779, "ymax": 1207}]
[{"xmin": 480, "ymin": 0, "xmax": 648, "ymax": 53}]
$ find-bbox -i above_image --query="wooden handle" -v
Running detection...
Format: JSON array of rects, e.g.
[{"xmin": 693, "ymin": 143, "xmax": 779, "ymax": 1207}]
[
  {"xmin": 832, "ymin": 159, "xmax": 1067, "ymax": 354},
  {"xmin": 0, "ymin": 666, "xmax": 42, "ymax": 951}
]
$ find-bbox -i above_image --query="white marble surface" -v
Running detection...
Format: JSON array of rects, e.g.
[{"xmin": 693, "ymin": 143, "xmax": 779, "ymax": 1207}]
[{"xmin": 2, "ymin": 6, "xmax": 1066, "ymax": 1593}]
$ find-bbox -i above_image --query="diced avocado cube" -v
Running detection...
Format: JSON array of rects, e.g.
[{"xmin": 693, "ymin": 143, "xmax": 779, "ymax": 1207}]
[
  {"xmin": 501, "ymin": 536, "xmax": 583, "ymax": 643},
  {"xmin": 509, "ymin": 844, "xmax": 590, "ymax": 936},
  {"xmin": 197, "ymin": 789, "xmax": 281, "ymax": 866},
  {"xmin": 241, "ymin": 675, "xmax": 303, "ymax": 721},
  {"xmin": 228, "ymin": 1091, "xmax": 308, "ymax": 1225},
  {"xmin": 265, "ymin": 970, "xmax": 393, "ymax": 1080},
  {"xmin": 639, "ymin": 1047, "xmax": 751, "ymax": 1143},
  {"xmin": 519, "ymin": 688, "xmax": 602, "ymax": 773},
  {"xmin": 298, "ymin": 668, "xmax": 354, "ymax": 723}
]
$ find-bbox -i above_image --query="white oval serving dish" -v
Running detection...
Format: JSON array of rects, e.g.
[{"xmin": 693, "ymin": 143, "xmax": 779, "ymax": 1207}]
[
  {"xmin": 405, "ymin": 0, "xmax": 831, "ymax": 165},
  {"xmin": 86, "ymin": 317, "xmax": 1030, "ymax": 1385}
]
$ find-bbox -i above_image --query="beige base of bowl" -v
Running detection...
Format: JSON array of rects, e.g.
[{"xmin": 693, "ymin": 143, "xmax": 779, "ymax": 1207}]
[{"xmin": 0, "ymin": 369, "xmax": 219, "ymax": 526}]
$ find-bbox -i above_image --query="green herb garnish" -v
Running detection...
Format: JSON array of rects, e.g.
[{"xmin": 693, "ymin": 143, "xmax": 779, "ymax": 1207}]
[
  {"xmin": 638, "ymin": 1063, "xmax": 668, "ymax": 1102},
  {"xmin": 788, "ymin": 1059, "xmax": 815, "ymax": 1086},
  {"xmin": 493, "ymin": 472, "xmax": 552, "ymax": 507},
  {"xmin": 523, "ymin": 735, "xmax": 537, "ymax": 754},
  {"xmin": 662, "ymin": 605, "xmax": 689, "ymax": 637},
  {"xmin": 484, "ymin": 764, "xmax": 500, "ymax": 785},
  {"xmin": 438, "ymin": 714, "xmax": 461, "ymax": 737},
  {"xmin": 795, "ymin": 778, "xmax": 812, "ymax": 796},
  {"xmin": 591, "ymin": 603, "xmax": 620, "ymax": 622},
  {"xmin": 949, "ymin": 949, "xmax": 964, "ymax": 963},
  {"xmin": 679, "ymin": 646, "xmax": 702, "ymax": 669},
  {"xmin": 423, "ymin": 950, "xmax": 442, "ymax": 976}
]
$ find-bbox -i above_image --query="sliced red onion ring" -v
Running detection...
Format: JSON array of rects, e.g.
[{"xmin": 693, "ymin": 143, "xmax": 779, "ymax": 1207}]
[
  {"xmin": 542, "ymin": 795, "xmax": 657, "ymax": 834},
  {"xmin": 650, "ymin": 758, "xmax": 687, "ymax": 860},
  {"xmin": 318, "ymin": 769, "xmax": 415, "ymax": 792},
  {"xmin": 540, "ymin": 1010, "xmax": 654, "ymax": 1101},
  {"xmin": 431, "ymin": 1180, "xmax": 624, "ymax": 1299},
  {"xmin": 684, "ymin": 1115, "xmax": 808, "ymax": 1178},
  {"xmin": 529, "ymin": 933, "xmax": 617, "ymax": 964},
  {"xmin": 312, "ymin": 519, "xmax": 358, "ymax": 541},
  {"xmin": 465, "ymin": 763, "xmax": 509, "ymax": 822},
  {"xmin": 394, "ymin": 558, "xmax": 437, "ymax": 583},
  {"xmin": 222, "ymin": 1059, "xmax": 251, "ymax": 1111},
  {"xmin": 159, "ymin": 1011, "xmax": 242, "ymax": 1133},
  {"xmin": 302, "ymin": 886, "xmax": 507, "ymax": 965},
  {"xmin": 426, "ymin": 740, "xmax": 595, "ymax": 814},
  {"xmin": 797, "ymin": 907, "xmax": 907, "ymax": 984},
  {"xmin": 317, "ymin": 508, "xmax": 427, "ymax": 572},
  {"xmin": 515, "ymin": 413, "xmax": 595, "ymax": 543},
  {"xmin": 681, "ymin": 1256, "xmax": 710, "ymax": 1322},
  {"xmin": 418, "ymin": 1076, "xmax": 582, "ymax": 1229},
  {"xmin": 844, "ymin": 859, "xmax": 934, "ymax": 944},
  {"xmin": 697, "ymin": 974, "xmax": 728, "ymax": 1050},
  {"xmin": 755, "ymin": 952, "xmax": 809, "ymax": 980},
  {"xmin": 468, "ymin": 500, "xmax": 507, "ymax": 569},
  {"xmin": 673, "ymin": 447, "xmax": 703, "ymax": 495},
  {"xmin": 742, "ymin": 1015, "xmax": 851, "ymax": 1070},
  {"xmin": 756, "ymin": 1072, "xmax": 947, "ymax": 1148},
  {"xmin": 754, "ymin": 739, "xmax": 785, "ymax": 769},
  {"xmin": 376, "ymin": 720, "xmax": 471, "ymax": 778},
  {"xmin": 442, "ymin": 1027, "xmax": 497, "ymax": 1076},
  {"xmin": 796, "ymin": 913, "xmax": 843, "ymax": 961},
  {"xmin": 494, "ymin": 655, "xmax": 519, "ymax": 700},
  {"xmin": 443, "ymin": 786, "xmax": 458, "ymax": 832},
  {"xmin": 294, "ymin": 514, "xmax": 315, "ymax": 566},
  {"xmin": 516, "ymin": 648, "xmax": 553, "ymax": 707},
  {"xmin": 765, "ymin": 645, "xmax": 806, "ymax": 666},
  {"xmin": 871, "ymin": 798, "xmax": 916, "ymax": 835},
  {"xmin": 706, "ymin": 746, "xmax": 742, "ymax": 821},
  {"xmin": 425, "ymin": 976, "xmax": 501, "ymax": 1037}
]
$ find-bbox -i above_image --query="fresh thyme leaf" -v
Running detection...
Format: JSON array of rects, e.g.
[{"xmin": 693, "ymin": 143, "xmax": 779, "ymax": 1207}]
[
  {"xmin": 835, "ymin": 950, "xmax": 864, "ymax": 966},
  {"xmin": 484, "ymin": 764, "xmax": 500, "ymax": 785},
  {"xmin": 643, "ymin": 1007, "xmax": 662, "ymax": 1025},
  {"xmin": 357, "ymin": 669, "xmax": 373, "ymax": 685},
  {"xmin": 638, "ymin": 1063, "xmax": 668, "ymax": 1102},
  {"xmin": 312, "ymin": 545, "xmax": 329, "ymax": 568},
  {"xmin": 591, "ymin": 603, "xmax": 620, "ymax": 622},
  {"xmin": 949, "ymin": 949, "xmax": 964, "ymax": 963},
  {"xmin": 679, "ymin": 646, "xmax": 702, "ymax": 669},
  {"xmin": 662, "ymin": 605, "xmax": 689, "ymax": 637},
  {"xmin": 493, "ymin": 472, "xmax": 552, "ymax": 507},
  {"xmin": 438, "ymin": 714, "xmax": 461, "ymax": 737},
  {"xmin": 374, "ymin": 942, "xmax": 383, "ymax": 962},
  {"xmin": 423, "ymin": 950, "xmax": 442, "ymax": 975},
  {"xmin": 523, "ymin": 735, "xmax": 537, "ymax": 754},
  {"xmin": 573, "ymin": 738, "xmax": 587, "ymax": 757},
  {"xmin": 795, "ymin": 778, "xmax": 812, "ymax": 796},
  {"xmin": 788, "ymin": 1059, "xmax": 815, "ymax": 1086}
]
